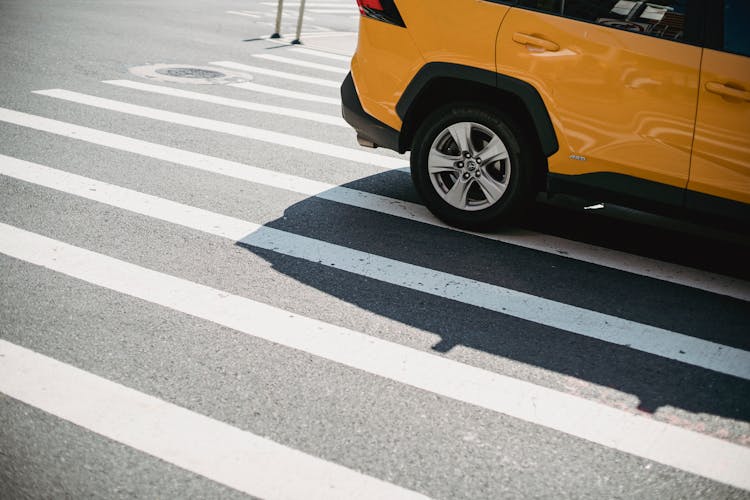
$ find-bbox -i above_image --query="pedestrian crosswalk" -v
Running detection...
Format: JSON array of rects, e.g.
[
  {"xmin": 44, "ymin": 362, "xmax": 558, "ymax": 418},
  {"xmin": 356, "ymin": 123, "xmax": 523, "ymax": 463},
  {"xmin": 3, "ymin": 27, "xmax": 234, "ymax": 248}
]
[
  {"xmin": 32, "ymin": 88, "xmax": 406, "ymax": 169},
  {"xmin": 289, "ymin": 46, "xmax": 352, "ymax": 62},
  {"xmin": 229, "ymin": 81, "xmax": 341, "ymax": 104},
  {"xmin": 0, "ymin": 107, "xmax": 745, "ymax": 299},
  {"xmin": 0, "ymin": 339, "xmax": 428, "ymax": 500},
  {"xmin": 1, "ymin": 28, "xmax": 749, "ymax": 499},
  {"xmin": 251, "ymin": 53, "xmax": 350, "ymax": 74},
  {"xmin": 102, "ymin": 79, "xmax": 348, "ymax": 127},
  {"xmin": 2, "ymin": 219, "xmax": 749, "ymax": 491},
  {"xmin": 214, "ymin": 59, "xmax": 343, "ymax": 87},
  {"xmin": 4, "ymin": 153, "xmax": 747, "ymax": 378}
]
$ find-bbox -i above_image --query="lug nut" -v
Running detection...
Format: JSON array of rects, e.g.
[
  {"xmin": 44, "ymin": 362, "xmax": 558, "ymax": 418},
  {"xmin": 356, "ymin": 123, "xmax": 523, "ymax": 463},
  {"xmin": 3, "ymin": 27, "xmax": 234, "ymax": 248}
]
[
  {"xmin": 456, "ymin": 161, "xmax": 464, "ymax": 168},
  {"xmin": 476, "ymin": 157, "xmax": 482, "ymax": 164},
  {"xmin": 475, "ymin": 171, "xmax": 481, "ymax": 177},
  {"xmin": 463, "ymin": 151, "xmax": 471, "ymax": 158},
  {"xmin": 462, "ymin": 173, "xmax": 470, "ymax": 179}
]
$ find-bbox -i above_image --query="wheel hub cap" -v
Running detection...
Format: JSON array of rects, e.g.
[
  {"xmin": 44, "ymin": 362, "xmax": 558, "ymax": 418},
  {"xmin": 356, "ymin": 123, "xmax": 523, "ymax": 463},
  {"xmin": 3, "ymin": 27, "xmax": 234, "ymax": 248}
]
[{"xmin": 427, "ymin": 121, "xmax": 511, "ymax": 211}]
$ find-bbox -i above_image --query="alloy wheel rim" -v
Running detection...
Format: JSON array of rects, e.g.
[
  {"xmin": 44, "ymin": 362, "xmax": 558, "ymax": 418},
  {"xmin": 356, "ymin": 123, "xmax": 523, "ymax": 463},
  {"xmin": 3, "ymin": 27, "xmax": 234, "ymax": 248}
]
[{"xmin": 427, "ymin": 121, "xmax": 511, "ymax": 211}]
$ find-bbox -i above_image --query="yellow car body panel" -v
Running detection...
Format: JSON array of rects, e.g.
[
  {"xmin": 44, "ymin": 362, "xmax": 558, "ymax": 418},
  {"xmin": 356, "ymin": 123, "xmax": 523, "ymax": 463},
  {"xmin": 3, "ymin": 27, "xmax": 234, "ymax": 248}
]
[
  {"xmin": 496, "ymin": 8, "xmax": 701, "ymax": 188},
  {"xmin": 352, "ymin": 1, "xmax": 512, "ymax": 132},
  {"xmin": 690, "ymin": 49, "xmax": 750, "ymax": 204},
  {"xmin": 351, "ymin": 17, "xmax": 425, "ymax": 131},
  {"xmin": 395, "ymin": 0, "xmax": 510, "ymax": 71}
]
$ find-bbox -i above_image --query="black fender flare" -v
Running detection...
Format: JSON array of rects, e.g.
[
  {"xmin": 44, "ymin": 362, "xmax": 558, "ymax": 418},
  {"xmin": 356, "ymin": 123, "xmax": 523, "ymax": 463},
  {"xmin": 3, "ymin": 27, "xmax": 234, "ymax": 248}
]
[{"xmin": 396, "ymin": 62, "xmax": 559, "ymax": 157}]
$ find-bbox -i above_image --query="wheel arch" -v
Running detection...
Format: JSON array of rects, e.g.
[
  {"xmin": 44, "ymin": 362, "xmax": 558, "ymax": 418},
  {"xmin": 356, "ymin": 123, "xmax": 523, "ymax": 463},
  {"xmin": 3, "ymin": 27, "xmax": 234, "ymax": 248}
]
[{"xmin": 397, "ymin": 63, "xmax": 558, "ymax": 189}]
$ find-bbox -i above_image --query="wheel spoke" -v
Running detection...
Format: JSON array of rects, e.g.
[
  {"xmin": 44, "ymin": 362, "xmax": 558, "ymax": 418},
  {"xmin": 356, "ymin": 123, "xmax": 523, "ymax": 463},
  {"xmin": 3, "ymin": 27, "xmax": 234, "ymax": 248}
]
[
  {"xmin": 444, "ymin": 179, "xmax": 472, "ymax": 208},
  {"xmin": 477, "ymin": 136, "xmax": 508, "ymax": 164},
  {"xmin": 476, "ymin": 168, "xmax": 507, "ymax": 204},
  {"xmin": 423, "ymin": 115, "xmax": 519, "ymax": 216},
  {"xmin": 447, "ymin": 122, "xmax": 473, "ymax": 155},
  {"xmin": 428, "ymin": 150, "xmax": 460, "ymax": 174}
]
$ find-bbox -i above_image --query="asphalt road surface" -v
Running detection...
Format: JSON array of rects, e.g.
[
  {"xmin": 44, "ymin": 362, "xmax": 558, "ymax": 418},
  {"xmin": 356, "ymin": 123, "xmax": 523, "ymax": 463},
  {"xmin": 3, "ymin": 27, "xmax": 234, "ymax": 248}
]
[{"xmin": 1, "ymin": 1, "xmax": 749, "ymax": 499}]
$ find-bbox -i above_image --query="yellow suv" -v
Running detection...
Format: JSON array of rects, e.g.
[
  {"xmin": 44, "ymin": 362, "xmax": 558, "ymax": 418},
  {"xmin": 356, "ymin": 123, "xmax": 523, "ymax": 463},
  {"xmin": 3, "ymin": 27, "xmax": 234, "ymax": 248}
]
[{"xmin": 342, "ymin": 0, "xmax": 750, "ymax": 230}]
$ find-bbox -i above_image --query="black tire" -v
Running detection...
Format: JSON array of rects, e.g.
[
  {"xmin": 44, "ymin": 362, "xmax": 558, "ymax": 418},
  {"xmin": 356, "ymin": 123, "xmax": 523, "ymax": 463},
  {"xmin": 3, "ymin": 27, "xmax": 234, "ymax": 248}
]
[{"xmin": 410, "ymin": 103, "xmax": 536, "ymax": 231}]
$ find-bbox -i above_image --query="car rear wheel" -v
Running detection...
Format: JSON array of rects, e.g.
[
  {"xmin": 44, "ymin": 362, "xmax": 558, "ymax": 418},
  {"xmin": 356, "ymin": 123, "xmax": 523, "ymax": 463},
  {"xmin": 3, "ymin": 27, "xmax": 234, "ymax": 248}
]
[{"xmin": 410, "ymin": 104, "xmax": 535, "ymax": 230}]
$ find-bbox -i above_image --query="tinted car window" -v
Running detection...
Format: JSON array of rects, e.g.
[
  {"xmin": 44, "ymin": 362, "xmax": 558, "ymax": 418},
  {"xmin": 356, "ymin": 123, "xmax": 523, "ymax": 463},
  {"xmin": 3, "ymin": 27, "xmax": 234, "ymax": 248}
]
[
  {"xmin": 516, "ymin": 0, "xmax": 561, "ymax": 13},
  {"xmin": 724, "ymin": 0, "xmax": 750, "ymax": 57},
  {"xmin": 569, "ymin": 1, "xmax": 688, "ymax": 40},
  {"xmin": 518, "ymin": 0, "xmax": 690, "ymax": 42}
]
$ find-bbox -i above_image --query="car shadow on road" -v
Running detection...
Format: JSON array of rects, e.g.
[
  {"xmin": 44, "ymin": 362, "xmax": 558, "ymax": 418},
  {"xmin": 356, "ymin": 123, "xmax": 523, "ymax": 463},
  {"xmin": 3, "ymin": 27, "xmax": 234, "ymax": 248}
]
[{"xmin": 235, "ymin": 170, "xmax": 750, "ymax": 429}]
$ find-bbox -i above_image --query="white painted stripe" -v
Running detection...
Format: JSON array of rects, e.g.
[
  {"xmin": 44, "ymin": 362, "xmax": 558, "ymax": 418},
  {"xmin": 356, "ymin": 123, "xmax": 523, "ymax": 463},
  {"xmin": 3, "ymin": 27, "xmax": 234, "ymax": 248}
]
[
  {"xmin": 0, "ymin": 107, "xmax": 335, "ymax": 196},
  {"xmin": 0, "ymin": 340, "xmax": 426, "ymax": 500},
  {"xmin": 252, "ymin": 54, "xmax": 349, "ymax": 74},
  {"xmin": 103, "ymin": 80, "xmax": 347, "ymax": 127},
  {"xmin": 2, "ymin": 154, "xmax": 748, "ymax": 381},
  {"xmin": 257, "ymin": 31, "xmax": 354, "ymax": 41},
  {"xmin": 228, "ymin": 81, "xmax": 340, "ymax": 105},
  {"xmin": 308, "ymin": 9, "xmax": 358, "ymax": 13},
  {"xmin": 0, "ymin": 156, "xmax": 259, "ymax": 239},
  {"xmin": 226, "ymin": 10, "xmax": 261, "ymax": 18},
  {"xmin": 211, "ymin": 60, "xmax": 341, "ymax": 88},
  {"xmin": 257, "ymin": 22, "xmax": 326, "ymax": 30},
  {"xmin": 1, "ymin": 107, "xmax": 747, "ymax": 302},
  {"xmin": 32, "ymin": 89, "xmax": 407, "ymax": 171},
  {"xmin": 261, "ymin": 2, "xmax": 355, "ymax": 7},
  {"xmin": 246, "ymin": 8, "xmax": 318, "ymax": 19},
  {"xmin": 302, "ymin": 24, "xmax": 332, "ymax": 32},
  {"xmin": 1, "ymin": 223, "xmax": 748, "ymax": 491},
  {"xmin": 290, "ymin": 47, "xmax": 351, "ymax": 62}
]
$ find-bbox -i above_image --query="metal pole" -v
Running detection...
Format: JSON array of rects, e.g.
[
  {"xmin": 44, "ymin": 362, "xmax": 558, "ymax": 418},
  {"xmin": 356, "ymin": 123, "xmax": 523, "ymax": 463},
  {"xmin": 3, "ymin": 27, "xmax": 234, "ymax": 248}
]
[
  {"xmin": 271, "ymin": 0, "xmax": 283, "ymax": 38},
  {"xmin": 291, "ymin": 0, "xmax": 306, "ymax": 44}
]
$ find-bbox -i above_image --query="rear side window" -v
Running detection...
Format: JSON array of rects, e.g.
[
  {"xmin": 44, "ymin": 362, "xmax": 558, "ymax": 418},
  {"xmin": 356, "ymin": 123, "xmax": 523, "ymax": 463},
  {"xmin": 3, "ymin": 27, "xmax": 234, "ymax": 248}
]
[
  {"xmin": 516, "ymin": 0, "xmax": 562, "ymax": 12},
  {"xmin": 724, "ymin": 0, "xmax": 750, "ymax": 57},
  {"xmin": 517, "ymin": 0, "xmax": 691, "ymax": 43}
]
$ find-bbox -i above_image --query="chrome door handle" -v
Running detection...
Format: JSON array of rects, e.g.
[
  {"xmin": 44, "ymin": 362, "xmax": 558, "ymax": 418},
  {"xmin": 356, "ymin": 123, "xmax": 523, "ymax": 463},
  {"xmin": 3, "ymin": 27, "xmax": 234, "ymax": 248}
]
[
  {"xmin": 705, "ymin": 82, "xmax": 750, "ymax": 102},
  {"xmin": 512, "ymin": 32, "xmax": 560, "ymax": 52}
]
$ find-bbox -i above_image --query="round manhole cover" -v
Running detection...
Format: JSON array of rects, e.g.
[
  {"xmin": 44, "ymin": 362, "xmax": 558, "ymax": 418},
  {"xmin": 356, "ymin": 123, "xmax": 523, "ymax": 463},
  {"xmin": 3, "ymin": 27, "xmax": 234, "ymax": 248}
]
[
  {"xmin": 156, "ymin": 67, "xmax": 226, "ymax": 79},
  {"xmin": 129, "ymin": 64, "xmax": 253, "ymax": 85}
]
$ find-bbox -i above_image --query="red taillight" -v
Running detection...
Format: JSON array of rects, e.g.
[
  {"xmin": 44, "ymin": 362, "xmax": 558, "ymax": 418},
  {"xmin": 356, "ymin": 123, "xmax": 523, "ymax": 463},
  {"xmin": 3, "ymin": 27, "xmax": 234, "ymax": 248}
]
[
  {"xmin": 355, "ymin": 0, "xmax": 405, "ymax": 27},
  {"xmin": 358, "ymin": 0, "xmax": 383, "ymax": 10}
]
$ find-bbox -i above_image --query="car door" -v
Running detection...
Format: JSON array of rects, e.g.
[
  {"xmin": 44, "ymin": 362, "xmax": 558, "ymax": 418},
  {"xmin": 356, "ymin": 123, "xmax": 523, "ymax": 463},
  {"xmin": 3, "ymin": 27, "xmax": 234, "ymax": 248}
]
[
  {"xmin": 496, "ymin": 1, "xmax": 702, "ymax": 206},
  {"xmin": 686, "ymin": 0, "xmax": 750, "ymax": 217}
]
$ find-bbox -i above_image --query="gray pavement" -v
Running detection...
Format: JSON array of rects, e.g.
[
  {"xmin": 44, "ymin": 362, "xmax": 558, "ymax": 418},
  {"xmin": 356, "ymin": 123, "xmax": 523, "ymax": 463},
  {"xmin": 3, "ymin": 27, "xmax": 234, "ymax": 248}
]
[{"xmin": 1, "ymin": 1, "xmax": 749, "ymax": 499}]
